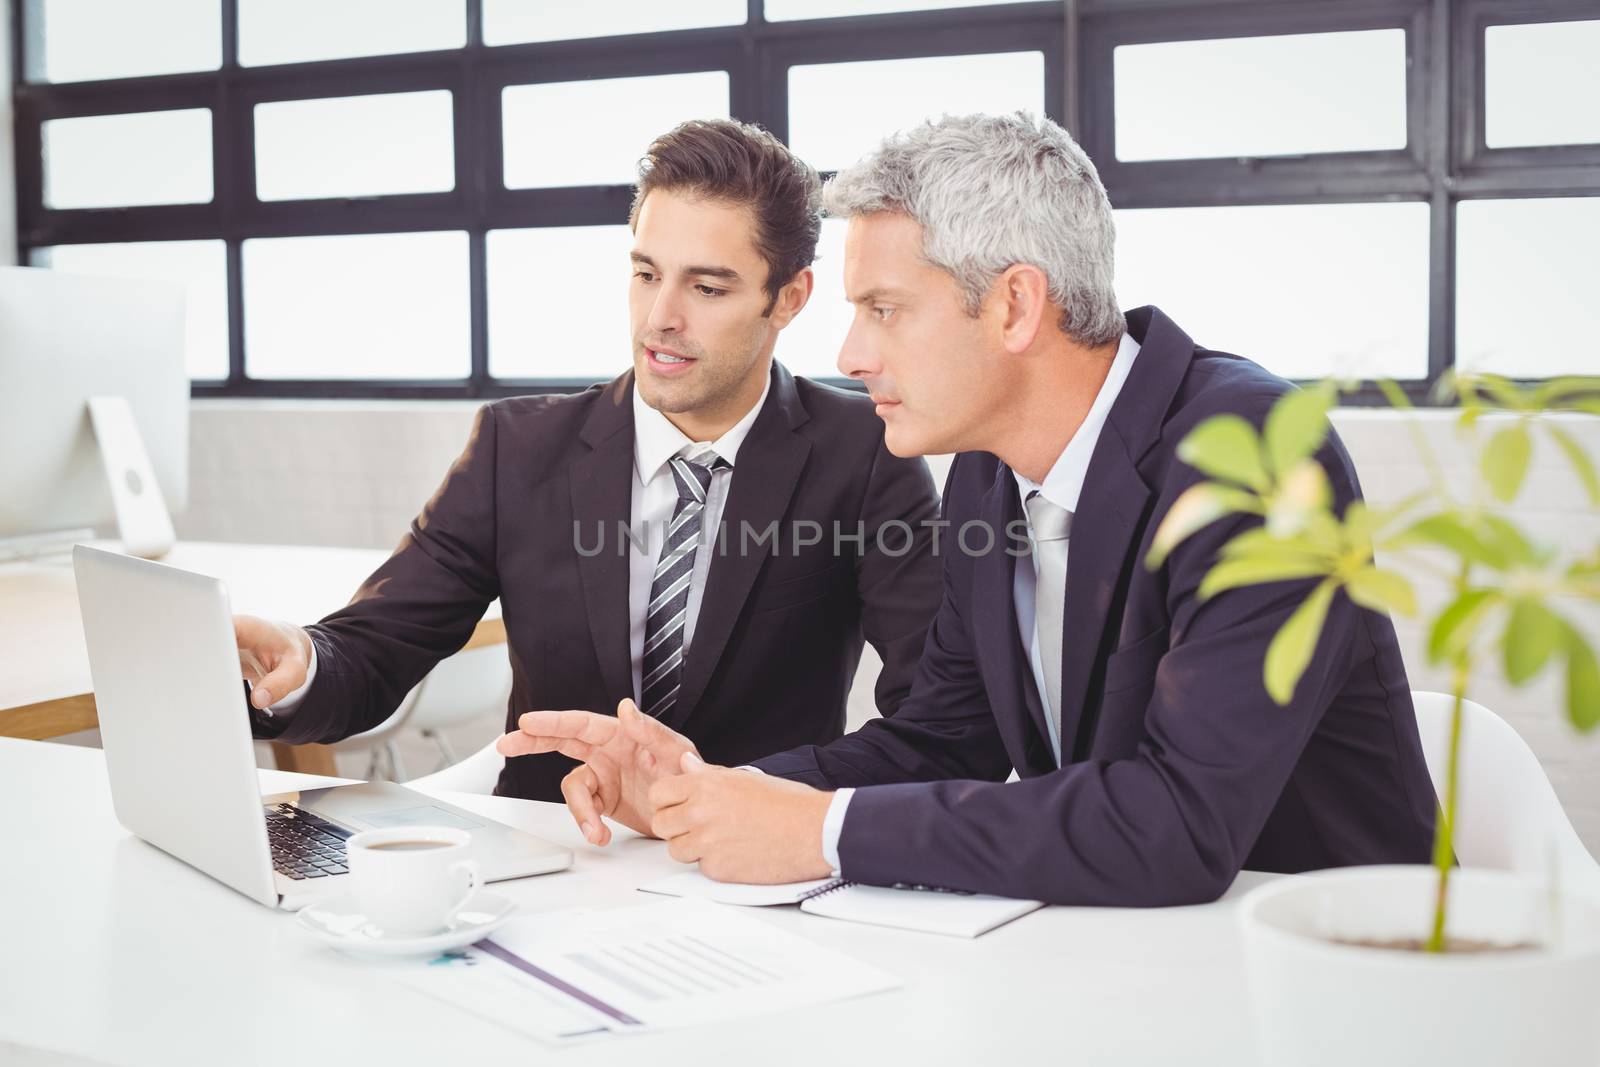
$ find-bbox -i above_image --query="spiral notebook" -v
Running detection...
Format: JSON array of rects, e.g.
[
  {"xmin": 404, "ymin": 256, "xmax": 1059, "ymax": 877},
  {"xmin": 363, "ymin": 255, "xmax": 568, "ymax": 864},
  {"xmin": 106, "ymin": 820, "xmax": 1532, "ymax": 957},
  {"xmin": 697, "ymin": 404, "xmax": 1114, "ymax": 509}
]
[{"xmin": 639, "ymin": 870, "xmax": 1044, "ymax": 938}]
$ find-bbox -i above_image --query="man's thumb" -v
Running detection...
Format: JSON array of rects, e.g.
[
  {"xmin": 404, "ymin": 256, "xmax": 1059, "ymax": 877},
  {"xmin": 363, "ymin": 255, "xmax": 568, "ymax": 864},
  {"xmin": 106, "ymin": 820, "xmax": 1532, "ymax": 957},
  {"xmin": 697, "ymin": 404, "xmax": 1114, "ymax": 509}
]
[{"xmin": 681, "ymin": 751, "xmax": 706, "ymax": 773}]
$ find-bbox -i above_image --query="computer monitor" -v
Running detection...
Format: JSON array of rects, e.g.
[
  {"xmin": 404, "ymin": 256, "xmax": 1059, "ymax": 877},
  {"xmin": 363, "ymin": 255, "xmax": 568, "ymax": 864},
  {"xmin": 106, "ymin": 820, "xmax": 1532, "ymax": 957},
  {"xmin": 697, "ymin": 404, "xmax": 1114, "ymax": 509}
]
[{"xmin": 0, "ymin": 265, "xmax": 188, "ymax": 546}]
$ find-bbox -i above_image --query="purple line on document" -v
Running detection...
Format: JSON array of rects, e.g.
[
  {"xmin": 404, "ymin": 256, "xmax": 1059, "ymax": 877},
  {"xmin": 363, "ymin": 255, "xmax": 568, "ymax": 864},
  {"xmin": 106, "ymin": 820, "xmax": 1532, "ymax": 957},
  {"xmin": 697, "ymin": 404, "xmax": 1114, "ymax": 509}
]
[{"xmin": 474, "ymin": 938, "xmax": 645, "ymax": 1027}]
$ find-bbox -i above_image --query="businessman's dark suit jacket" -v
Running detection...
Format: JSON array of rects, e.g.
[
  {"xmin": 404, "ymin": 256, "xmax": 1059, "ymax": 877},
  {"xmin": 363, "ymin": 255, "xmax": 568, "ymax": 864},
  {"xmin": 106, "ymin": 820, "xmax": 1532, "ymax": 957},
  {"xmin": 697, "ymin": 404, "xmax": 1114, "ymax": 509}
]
[
  {"xmin": 253, "ymin": 362, "xmax": 944, "ymax": 801},
  {"xmin": 755, "ymin": 307, "xmax": 1437, "ymax": 906}
]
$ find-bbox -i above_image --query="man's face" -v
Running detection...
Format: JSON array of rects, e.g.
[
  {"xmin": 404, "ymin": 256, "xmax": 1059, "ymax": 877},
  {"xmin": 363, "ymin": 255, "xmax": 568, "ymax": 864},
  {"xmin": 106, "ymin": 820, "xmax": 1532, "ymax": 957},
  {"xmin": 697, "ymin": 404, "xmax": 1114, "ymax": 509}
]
[
  {"xmin": 628, "ymin": 189, "xmax": 784, "ymax": 420},
  {"xmin": 836, "ymin": 212, "xmax": 1005, "ymax": 458}
]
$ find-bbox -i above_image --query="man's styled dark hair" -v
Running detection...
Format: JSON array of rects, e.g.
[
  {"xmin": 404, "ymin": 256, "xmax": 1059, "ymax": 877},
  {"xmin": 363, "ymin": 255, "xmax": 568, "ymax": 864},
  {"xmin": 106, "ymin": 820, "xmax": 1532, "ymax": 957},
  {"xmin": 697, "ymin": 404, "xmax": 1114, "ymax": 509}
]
[{"xmin": 629, "ymin": 118, "xmax": 822, "ymax": 316}]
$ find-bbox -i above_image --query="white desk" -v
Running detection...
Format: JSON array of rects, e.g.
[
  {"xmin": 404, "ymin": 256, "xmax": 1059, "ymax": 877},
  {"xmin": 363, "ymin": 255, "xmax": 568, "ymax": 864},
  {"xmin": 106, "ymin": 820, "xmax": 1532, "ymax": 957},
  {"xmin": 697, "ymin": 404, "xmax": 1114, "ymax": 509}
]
[
  {"xmin": 0, "ymin": 541, "xmax": 505, "ymax": 774},
  {"xmin": 1, "ymin": 738, "xmax": 1274, "ymax": 1066}
]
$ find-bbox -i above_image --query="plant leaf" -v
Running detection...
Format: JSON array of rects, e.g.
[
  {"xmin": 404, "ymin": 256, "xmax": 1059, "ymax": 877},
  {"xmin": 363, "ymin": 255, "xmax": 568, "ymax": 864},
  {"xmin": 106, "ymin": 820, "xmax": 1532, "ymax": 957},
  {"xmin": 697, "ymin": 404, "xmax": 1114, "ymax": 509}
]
[
  {"xmin": 1503, "ymin": 599, "xmax": 1564, "ymax": 686},
  {"xmin": 1218, "ymin": 527, "xmax": 1334, "ymax": 564},
  {"xmin": 1482, "ymin": 423, "xmax": 1533, "ymax": 503},
  {"xmin": 1264, "ymin": 579, "xmax": 1337, "ymax": 705},
  {"xmin": 1375, "ymin": 378, "xmax": 1413, "ymax": 410},
  {"xmin": 1264, "ymin": 387, "xmax": 1333, "ymax": 480},
  {"xmin": 1477, "ymin": 514, "xmax": 1543, "ymax": 569},
  {"xmin": 1468, "ymin": 374, "xmax": 1531, "ymax": 412},
  {"xmin": 1146, "ymin": 482, "xmax": 1260, "ymax": 570},
  {"xmin": 1266, "ymin": 459, "xmax": 1333, "ymax": 538},
  {"xmin": 1345, "ymin": 566, "xmax": 1418, "ymax": 618},
  {"xmin": 1198, "ymin": 555, "xmax": 1334, "ymax": 600},
  {"xmin": 1427, "ymin": 588, "xmax": 1498, "ymax": 665},
  {"xmin": 1176, "ymin": 415, "xmax": 1269, "ymax": 491},
  {"xmin": 1532, "ymin": 375, "xmax": 1600, "ymax": 409},
  {"xmin": 1546, "ymin": 423, "xmax": 1600, "ymax": 506},
  {"xmin": 1566, "ymin": 628, "xmax": 1600, "ymax": 732},
  {"xmin": 1395, "ymin": 513, "xmax": 1508, "ymax": 571}
]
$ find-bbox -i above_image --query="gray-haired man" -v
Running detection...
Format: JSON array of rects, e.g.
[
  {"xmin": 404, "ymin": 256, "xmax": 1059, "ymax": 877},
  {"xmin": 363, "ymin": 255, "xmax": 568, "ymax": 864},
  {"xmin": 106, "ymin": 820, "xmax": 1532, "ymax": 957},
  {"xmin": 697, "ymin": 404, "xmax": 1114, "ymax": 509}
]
[{"xmin": 504, "ymin": 112, "xmax": 1436, "ymax": 904}]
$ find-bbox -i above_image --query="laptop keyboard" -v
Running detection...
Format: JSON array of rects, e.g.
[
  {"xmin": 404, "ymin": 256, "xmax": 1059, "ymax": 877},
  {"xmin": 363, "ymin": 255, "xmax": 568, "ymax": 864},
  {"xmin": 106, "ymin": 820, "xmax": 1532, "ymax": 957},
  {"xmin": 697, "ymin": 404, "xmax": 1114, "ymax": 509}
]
[{"xmin": 265, "ymin": 803, "xmax": 351, "ymax": 880}]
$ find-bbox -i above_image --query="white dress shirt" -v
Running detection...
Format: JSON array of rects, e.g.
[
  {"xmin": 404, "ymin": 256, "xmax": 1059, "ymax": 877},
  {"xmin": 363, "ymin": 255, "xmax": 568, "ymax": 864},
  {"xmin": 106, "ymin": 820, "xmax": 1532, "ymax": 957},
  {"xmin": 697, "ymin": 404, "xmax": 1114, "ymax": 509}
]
[
  {"xmin": 625, "ymin": 374, "xmax": 768, "ymax": 703},
  {"xmin": 816, "ymin": 332, "xmax": 1140, "ymax": 873},
  {"xmin": 263, "ymin": 374, "xmax": 771, "ymax": 717}
]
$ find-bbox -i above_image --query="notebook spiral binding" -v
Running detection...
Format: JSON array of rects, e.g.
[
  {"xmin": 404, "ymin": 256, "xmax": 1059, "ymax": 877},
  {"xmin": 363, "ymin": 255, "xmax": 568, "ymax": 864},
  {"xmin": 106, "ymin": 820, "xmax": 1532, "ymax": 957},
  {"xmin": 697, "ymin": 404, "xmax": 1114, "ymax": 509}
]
[{"xmin": 797, "ymin": 878, "xmax": 852, "ymax": 902}]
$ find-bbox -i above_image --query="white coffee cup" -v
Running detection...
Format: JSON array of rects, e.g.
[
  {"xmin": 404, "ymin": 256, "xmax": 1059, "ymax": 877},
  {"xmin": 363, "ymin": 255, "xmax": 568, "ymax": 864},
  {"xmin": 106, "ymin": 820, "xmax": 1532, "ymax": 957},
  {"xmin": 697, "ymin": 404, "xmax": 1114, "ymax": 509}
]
[{"xmin": 345, "ymin": 825, "xmax": 481, "ymax": 937}]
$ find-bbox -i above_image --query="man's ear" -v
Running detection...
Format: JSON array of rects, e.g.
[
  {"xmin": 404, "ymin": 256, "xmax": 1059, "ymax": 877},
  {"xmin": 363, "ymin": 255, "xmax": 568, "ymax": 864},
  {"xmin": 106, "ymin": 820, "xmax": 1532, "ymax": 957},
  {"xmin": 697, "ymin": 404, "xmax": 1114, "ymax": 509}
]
[
  {"xmin": 994, "ymin": 263, "xmax": 1050, "ymax": 355},
  {"xmin": 767, "ymin": 267, "xmax": 815, "ymax": 330}
]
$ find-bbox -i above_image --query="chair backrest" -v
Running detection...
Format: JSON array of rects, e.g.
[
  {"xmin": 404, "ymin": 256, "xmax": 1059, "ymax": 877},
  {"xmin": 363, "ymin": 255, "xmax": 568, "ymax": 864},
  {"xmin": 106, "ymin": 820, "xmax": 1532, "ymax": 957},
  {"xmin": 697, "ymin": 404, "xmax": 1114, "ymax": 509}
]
[
  {"xmin": 406, "ymin": 645, "xmax": 514, "ymax": 732},
  {"xmin": 1411, "ymin": 690, "xmax": 1600, "ymax": 896},
  {"xmin": 406, "ymin": 737, "xmax": 504, "ymax": 795}
]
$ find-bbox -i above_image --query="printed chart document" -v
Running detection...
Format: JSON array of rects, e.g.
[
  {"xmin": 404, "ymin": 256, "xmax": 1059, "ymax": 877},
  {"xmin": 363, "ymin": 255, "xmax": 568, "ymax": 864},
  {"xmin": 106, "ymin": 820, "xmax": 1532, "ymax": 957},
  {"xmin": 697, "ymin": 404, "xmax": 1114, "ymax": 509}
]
[
  {"xmin": 400, "ymin": 898, "xmax": 901, "ymax": 1044},
  {"xmin": 641, "ymin": 869, "xmax": 1046, "ymax": 938}
]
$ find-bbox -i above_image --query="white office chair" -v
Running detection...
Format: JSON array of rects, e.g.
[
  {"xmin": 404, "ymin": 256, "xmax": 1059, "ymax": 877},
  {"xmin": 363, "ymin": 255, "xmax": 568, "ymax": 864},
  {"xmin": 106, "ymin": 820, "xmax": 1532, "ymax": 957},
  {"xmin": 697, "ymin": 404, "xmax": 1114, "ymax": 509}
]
[
  {"xmin": 1411, "ymin": 690, "xmax": 1600, "ymax": 896},
  {"xmin": 332, "ymin": 645, "xmax": 512, "ymax": 782}
]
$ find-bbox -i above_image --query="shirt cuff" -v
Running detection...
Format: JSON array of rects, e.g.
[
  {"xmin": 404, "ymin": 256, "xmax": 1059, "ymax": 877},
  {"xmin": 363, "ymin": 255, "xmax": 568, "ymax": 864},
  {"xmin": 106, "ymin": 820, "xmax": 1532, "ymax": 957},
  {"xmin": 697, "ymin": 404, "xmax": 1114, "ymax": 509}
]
[
  {"xmin": 821, "ymin": 787, "xmax": 854, "ymax": 876},
  {"xmin": 258, "ymin": 642, "xmax": 318, "ymax": 719}
]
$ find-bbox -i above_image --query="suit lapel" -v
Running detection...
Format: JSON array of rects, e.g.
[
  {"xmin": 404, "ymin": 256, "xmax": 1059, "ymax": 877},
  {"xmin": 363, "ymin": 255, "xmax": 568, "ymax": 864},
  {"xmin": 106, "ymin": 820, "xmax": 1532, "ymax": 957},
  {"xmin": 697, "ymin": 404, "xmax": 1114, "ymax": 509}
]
[
  {"xmin": 1056, "ymin": 306, "xmax": 1195, "ymax": 762},
  {"xmin": 664, "ymin": 363, "xmax": 811, "ymax": 731},
  {"xmin": 969, "ymin": 466, "xmax": 1057, "ymax": 774},
  {"xmin": 570, "ymin": 373, "xmax": 637, "ymax": 708},
  {"xmin": 1056, "ymin": 429, "xmax": 1151, "ymax": 762}
]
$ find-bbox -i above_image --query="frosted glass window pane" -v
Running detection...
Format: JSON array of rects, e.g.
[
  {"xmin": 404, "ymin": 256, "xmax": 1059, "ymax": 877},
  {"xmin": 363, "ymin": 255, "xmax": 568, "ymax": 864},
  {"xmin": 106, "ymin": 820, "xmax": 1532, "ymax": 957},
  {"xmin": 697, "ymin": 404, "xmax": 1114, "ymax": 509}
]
[
  {"xmin": 244, "ymin": 232, "xmax": 469, "ymax": 379},
  {"xmin": 30, "ymin": 0, "xmax": 219, "ymax": 83},
  {"xmin": 44, "ymin": 110, "xmax": 213, "ymax": 209},
  {"xmin": 789, "ymin": 52, "xmax": 1045, "ymax": 173},
  {"xmin": 239, "ymin": 0, "xmax": 464, "ymax": 67},
  {"xmin": 766, "ymin": 0, "xmax": 1022, "ymax": 19},
  {"xmin": 503, "ymin": 72, "xmax": 729, "ymax": 189},
  {"xmin": 1485, "ymin": 21, "xmax": 1600, "ymax": 148},
  {"xmin": 33, "ymin": 241, "xmax": 229, "ymax": 380},
  {"xmin": 487, "ymin": 226, "xmax": 636, "ymax": 379},
  {"xmin": 1457, "ymin": 198, "xmax": 1600, "ymax": 378},
  {"xmin": 255, "ymin": 91, "xmax": 456, "ymax": 201},
  {"xmin": 1114, "ymin": 203, "xmax": 1430, "ymax": 380},
  {"xmin": 776, "ymin": 218, "xmax": 852, "ymax": 380},
  {"xmin": 484, "ymin": 0, "xmax": 743, "ymax": 45},
  {"xmin": 1114, "ymin": 30, "xmax": 1407, "ymax": 161}
]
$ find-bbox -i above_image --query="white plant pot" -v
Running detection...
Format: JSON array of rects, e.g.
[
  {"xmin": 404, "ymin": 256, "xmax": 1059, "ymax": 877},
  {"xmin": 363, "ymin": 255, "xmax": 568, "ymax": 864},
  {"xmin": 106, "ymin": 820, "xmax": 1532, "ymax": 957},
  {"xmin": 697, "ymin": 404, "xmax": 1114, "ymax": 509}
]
[{"xmin": 1239, "ymin": 865, "xmax": 1600, "ymax": 1067}]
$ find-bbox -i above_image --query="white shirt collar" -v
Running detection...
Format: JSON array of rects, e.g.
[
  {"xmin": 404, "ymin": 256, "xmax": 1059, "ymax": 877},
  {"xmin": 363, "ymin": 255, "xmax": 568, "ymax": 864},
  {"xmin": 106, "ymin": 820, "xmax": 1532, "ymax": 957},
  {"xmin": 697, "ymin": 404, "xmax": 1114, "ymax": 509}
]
[
  {"xmin": 632, "ymin": 368, "xmax": 773, "ymax": 487},
  {"xmin": 1013, "ymin": 331, "xmax": 1141, "ymax": 516}
]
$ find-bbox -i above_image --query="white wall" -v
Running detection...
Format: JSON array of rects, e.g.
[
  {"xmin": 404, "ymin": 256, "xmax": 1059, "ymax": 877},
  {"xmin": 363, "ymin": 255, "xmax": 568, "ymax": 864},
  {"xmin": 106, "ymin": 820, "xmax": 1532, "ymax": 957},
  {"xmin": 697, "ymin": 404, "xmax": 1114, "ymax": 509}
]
[
  {"xmin": 0, "ymin": 3, "xmax": 16, "ymax": 265},
  {"xmin": 180, "ymin": 400, "xmax": 1600, "ymax": 850}
]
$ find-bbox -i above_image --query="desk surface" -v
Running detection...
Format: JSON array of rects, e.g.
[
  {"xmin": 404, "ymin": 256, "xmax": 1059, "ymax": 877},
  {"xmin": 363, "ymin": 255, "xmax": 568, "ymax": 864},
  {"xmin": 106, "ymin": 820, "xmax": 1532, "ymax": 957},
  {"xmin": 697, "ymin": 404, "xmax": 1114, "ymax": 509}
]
[
  {"xmin": 0, "ymin": 541, "xmax": 503, "ymax": 736},
  {"xmin": 1, "ymin": 739, "xmax": 1273, "ymax": 1067}
]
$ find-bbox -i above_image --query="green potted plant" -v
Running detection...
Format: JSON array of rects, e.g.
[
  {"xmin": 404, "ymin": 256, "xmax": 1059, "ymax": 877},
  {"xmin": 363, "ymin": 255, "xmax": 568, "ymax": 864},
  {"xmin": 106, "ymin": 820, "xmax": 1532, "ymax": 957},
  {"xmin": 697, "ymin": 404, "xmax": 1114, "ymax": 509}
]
[{"xmin": 1147, "ymin": 374, "xmax": 1600, "ymax": 1066}]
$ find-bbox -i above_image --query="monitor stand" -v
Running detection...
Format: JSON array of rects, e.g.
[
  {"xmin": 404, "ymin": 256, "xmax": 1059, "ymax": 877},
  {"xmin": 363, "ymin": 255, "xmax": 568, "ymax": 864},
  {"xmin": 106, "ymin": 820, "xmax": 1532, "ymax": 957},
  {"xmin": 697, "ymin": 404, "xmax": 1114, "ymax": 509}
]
[{"xmin": 88, "ymin": 395, "xmax": 175, "ymax": 560}]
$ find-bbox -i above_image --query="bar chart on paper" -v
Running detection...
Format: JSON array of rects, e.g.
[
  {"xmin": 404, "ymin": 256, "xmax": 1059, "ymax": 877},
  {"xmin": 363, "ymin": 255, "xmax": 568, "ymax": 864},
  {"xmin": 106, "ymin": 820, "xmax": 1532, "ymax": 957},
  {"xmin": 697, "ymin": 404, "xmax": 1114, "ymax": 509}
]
[{"xmin": 401, "ymin": 898, "xmax": 901, "ymax": 1043}]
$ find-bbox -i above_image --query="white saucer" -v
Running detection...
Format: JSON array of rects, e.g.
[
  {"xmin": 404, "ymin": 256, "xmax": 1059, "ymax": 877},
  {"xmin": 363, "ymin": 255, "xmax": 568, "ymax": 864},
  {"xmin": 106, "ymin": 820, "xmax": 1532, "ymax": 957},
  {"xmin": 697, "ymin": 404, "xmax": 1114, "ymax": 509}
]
[{"xmin": 296, "ymin": 891, "xmax": 517, "ymax": 957}]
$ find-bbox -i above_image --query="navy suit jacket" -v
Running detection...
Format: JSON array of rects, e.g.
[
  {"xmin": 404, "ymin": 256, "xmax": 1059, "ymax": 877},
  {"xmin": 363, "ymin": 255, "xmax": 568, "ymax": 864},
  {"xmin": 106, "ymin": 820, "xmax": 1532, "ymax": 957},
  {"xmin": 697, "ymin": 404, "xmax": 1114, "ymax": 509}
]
[{"xmin": 754, "ymin": 307, "xmax": 1437, "ymax": 906}]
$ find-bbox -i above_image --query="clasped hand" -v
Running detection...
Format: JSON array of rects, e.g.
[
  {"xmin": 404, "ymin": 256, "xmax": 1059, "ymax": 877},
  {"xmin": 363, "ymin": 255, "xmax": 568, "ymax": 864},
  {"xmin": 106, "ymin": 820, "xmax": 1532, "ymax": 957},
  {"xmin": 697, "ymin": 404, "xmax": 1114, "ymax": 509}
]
[{"xmin": 495, "ymin": 699, "xmax": 834, "ymax": 884}]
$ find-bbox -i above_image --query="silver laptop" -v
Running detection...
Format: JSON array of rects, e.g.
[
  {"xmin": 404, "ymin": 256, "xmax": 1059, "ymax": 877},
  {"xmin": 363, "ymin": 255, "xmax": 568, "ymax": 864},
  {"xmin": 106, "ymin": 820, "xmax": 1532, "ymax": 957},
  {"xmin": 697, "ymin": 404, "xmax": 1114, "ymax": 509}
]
[{"xmin": 73, "ymin": 544, "xmax": 571, "ymax": 910}]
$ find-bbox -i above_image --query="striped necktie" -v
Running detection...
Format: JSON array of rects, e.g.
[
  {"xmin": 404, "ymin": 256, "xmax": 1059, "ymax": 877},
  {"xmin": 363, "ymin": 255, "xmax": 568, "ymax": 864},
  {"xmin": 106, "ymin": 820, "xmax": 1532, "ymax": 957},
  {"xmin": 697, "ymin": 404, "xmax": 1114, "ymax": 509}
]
[{"xmin": 640, "ymin": 452, "xmax": 730, "ymax": 719}]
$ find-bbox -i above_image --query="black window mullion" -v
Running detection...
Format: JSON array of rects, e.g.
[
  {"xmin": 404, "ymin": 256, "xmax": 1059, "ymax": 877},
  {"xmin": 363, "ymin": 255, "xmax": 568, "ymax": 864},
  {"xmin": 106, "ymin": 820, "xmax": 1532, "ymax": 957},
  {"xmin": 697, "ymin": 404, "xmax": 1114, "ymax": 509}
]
[
  {"xmin": 1425, "ymin": 0, "xmax": 1455, "ymax": 391},
  {"xmin": 464, "ymin": 0, "xmax": 486, "ymax": 396}
]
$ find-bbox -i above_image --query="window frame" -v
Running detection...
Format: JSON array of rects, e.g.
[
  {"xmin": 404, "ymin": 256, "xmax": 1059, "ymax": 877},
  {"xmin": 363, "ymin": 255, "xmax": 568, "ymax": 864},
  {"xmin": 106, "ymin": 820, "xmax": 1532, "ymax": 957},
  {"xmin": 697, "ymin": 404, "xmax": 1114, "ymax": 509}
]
[{"xmin": 10, "ymin": 0, "xmax": 1600, "ymax": 402}]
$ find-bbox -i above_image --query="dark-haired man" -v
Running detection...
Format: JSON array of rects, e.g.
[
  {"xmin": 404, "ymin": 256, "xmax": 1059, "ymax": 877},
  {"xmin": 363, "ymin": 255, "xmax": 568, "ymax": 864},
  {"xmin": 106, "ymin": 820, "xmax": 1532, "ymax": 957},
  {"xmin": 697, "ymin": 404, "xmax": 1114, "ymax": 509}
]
[{"xmin": 235, "ymin": 119, "xmax": 944, "ymax": 808}]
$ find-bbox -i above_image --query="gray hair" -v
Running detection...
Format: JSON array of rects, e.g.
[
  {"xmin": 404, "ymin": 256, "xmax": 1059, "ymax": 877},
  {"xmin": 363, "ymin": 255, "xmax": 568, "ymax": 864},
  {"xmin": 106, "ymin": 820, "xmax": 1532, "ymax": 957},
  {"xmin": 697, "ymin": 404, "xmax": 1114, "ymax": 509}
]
[{"xmin": 823, "ymin": 111, "xmax": 1123, "ymax": 348}]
